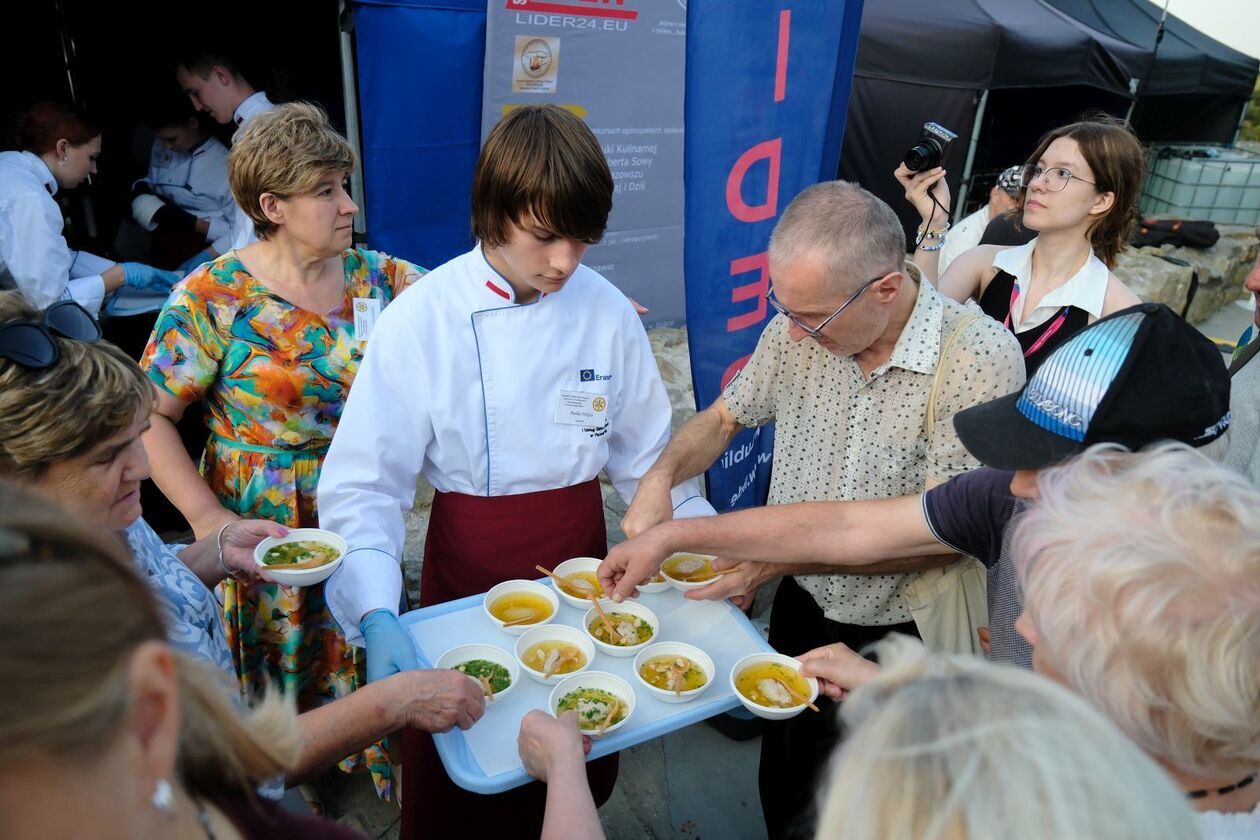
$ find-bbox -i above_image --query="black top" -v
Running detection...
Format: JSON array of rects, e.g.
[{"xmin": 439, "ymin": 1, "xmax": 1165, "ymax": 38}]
[
  {"xmin": 978, "ymin": 269, "xmax": 1090, "ymax": 376},
  {"xmin": 979, "ymin": 213, "xmax": 1037, "ymax": 248}
]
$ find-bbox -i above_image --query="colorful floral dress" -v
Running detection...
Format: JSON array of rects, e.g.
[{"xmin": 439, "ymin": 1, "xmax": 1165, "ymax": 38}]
[{"xmin": 141, "ymin": 248, "xmax": 424, "ymax": 799}]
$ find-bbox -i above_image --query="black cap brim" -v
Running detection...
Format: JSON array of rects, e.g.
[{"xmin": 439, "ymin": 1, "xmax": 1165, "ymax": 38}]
[{"xmin": 952, "ymin": 392, "xmax": 1087, "ymax": 472}]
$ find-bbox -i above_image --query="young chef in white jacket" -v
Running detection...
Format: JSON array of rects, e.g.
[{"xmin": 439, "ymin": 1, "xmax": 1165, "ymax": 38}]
[
  {"xmin": 175, "ymin": 48, "xmax": 274, "ymax": 252},
  {"xmin": 317, "ymin": 104, "xmax": 711, "ymax": 839},
  {"xmin": 0, "ymin": 102, "xmax": 179, "ymax": 313}
]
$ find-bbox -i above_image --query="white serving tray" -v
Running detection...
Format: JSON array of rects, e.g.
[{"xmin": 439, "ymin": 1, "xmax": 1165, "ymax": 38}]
[{"xmin": 401, "ymin": 582, "xmax": 773, "ymax": 794}]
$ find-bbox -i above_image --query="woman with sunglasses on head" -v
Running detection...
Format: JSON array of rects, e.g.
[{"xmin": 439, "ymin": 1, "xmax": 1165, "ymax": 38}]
[
  {"xmin": 895, "ymin": 116, "xmax": 1143, "ymax": 374},
  {"xmin": 0, "ymin": 291, "xmax": 484, "ymax": 800},
  {"xmin": 0, "ymin": 102, "xmax": 180, "ymax": 315}
]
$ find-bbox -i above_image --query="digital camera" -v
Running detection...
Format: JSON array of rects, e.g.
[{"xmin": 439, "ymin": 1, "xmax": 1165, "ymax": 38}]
[{"xmin": 903, "ymin": 122, "xmax": 958, "ymax": 172}]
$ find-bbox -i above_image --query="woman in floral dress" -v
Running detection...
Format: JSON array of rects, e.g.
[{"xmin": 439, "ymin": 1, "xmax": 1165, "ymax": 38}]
[{"xmin": 141, "ymin": 103, "xmax": 422, "ymax": 798}]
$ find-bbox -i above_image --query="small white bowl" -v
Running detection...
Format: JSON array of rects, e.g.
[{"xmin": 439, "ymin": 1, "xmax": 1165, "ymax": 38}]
[
  {"xmin": 434, "ymin": 643, "xmax": 520, "ymax": 705},
  {"xmin": 581, "ymin": 599, "xmax": 659, "ymax": 658},
  {"xmin": 549, "ymin": 671, "xmax": 636, "ymax": 737},
  {"xmin": 659, "ymin": 552, "xmax": 721, "ymax": 592},
  {"xmin": 729, "ymin": 653, "xmax": 820, "ymax": 721},
  {"xmin": 634, "ymin": 570, "xmax": 672, "ymax": 595},
  {"xmin": 483, "ymin": 579, "xmax": 559, "ymax": 636},
  {"xmin": 548, "ymin": 557, "xmax": 608, "ymax": 609},
  {"xmin": 632, "ymin": 642, "xmax": 715, "ymax": 704},
  {"xmin": 253, "ymin": 528, "xmax": 347, "ymax": 587},
  {"xmin": 514, "ymin": 625, "xmax": 596, "ymax": 685}
]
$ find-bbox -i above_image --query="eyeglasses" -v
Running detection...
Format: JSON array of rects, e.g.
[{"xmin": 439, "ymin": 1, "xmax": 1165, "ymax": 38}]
[
  {"xmin": 765, "ymin": 273, "xmax": 889, "ymax": 336},
  {"xmin": 0, "ymin": 301, "xmax": 101, "ymax": 369},
  {"xmin": 1020, "ymin": 164, "xmax": 1096, "ymax": 193}
]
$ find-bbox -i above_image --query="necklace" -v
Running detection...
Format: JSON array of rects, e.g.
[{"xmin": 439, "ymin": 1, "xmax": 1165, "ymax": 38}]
[{"xmin": 1186, "ymin": 773, "xmax": 1256, "ymax": 800}]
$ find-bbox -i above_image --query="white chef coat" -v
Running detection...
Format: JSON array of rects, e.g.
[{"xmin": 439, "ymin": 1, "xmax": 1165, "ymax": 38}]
[
  {"xmin": 319, "ymin": 246, "xmax": 713, "ymax": 644},
  {"xmin": 225, "ymin": 92, "xmax": 275, "ymax": 251},
  {"xmin": 0, "ymin": 150, "xmax": 111, "ymax": 312},
  {"xmin": 140, "ymin": 136, "xmax": 234, "ymax": 253}
]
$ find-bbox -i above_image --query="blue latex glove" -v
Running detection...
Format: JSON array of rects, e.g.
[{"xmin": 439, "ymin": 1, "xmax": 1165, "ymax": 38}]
[
  {"xmin": 360, "ymin": 609, "xmax": 419, "ymax": 682},
  {"xmin": 176, "ymin": 249, "xmax": 214, "ymax": 276},
  {"xmin": 122, "ymin": 262, "xmax": 181, "ymax": 293}
]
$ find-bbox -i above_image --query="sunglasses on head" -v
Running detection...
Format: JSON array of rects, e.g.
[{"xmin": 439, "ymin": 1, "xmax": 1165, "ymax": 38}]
[{"xmin": 0, "ymin": 301, "xmax": 101, "ymax": 369}]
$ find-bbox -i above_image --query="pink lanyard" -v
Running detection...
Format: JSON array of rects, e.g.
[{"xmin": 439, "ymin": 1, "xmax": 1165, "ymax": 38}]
[{"xmin": 1005, "ymin": 283, "xmax": 1070, "ymax": 359}]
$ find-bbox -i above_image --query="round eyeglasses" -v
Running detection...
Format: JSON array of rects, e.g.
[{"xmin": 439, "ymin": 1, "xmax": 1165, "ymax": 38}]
[{"xmin": 1020, "ymin": 164, "xmax": 1097, "ymax": 193}]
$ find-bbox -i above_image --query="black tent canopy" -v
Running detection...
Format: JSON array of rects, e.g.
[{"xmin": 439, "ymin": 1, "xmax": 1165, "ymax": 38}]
[
  {"xmin": 840, "ymin": 0, "xmax": 1259, "ymax": 241},
  {"xmin": 1045, "ymin": 0, "xmax": 1259, "ymax": 142}
]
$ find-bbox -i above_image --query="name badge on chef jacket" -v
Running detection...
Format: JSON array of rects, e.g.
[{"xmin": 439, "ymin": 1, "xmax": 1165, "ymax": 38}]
[
  {"xmin": 352, "ymin": 297, "xmax": 382, "ymax": 342},
  {"xmin": 555, "ymin": 390, "xmax": 610, "ymax": 427}
]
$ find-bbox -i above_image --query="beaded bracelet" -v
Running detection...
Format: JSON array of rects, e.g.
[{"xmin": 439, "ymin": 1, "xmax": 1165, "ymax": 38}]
[
  {"xmin": 916, "ymin": 222, "xmax": 951, "ymax": 241},
  {"xmin": 919, "ymin": 235, "xmax": 948, "ymax": 252}
]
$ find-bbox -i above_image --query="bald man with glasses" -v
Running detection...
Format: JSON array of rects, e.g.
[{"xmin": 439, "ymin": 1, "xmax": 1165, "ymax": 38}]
[{"xmin": 621, "ymin": 180, "xmax": 1024, "ymax": 839}]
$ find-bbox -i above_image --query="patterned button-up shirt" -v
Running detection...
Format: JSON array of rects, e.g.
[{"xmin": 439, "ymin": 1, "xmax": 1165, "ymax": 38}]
[{"xmin": 723, "ymin": 272, "xmax": 1024, "ymax": 625}]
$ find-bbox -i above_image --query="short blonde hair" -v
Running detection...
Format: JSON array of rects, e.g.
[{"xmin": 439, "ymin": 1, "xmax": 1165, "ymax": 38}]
[
  {"xmin": 1016, "ymin": 443, "xmax": 1260, "ymax": 779},
  {"xmin": 227, "ymin": 101, "xmax": 356, "ymax": 240},
  {"xmin": 816, "ymin": 635, "xmax": 1196, "ymax": 840},
  {"xmin": 0, "ymin": 292, "xmax": 151, "ymax": 481},
  {"xmin": 0, "ymin": 482, "xmax": 298, "ymax": 796}
]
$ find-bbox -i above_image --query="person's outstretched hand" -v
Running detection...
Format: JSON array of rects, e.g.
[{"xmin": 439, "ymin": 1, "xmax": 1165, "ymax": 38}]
[
  {"xmin": 518, "ymin": 710, "xmax": 591, "ymax": 783},
  {"xmin": 122, "ymin": 262, "xmax": 181, "ymax": 293},
  {"xmin": 599, "ymin": 525, "xmax": 673, "ymax": 603},
  {"xmin": 392, "ymin": 669, "xmax": 485, "ymax": 732},
  {"xmin": 796, "ymin": 642, "xmax": 881, "ymax": 701}
]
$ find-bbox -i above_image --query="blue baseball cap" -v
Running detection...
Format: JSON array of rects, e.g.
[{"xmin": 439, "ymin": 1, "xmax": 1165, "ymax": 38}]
[{"xmin": 953, "ymin": 304, "xmax": 1231, "ymax": 471}]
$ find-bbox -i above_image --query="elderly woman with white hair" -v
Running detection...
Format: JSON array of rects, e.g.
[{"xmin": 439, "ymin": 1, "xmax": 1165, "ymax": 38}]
[
  {"xmin": 1014, "ymin": 443, "xmax": 1260, "ymax": 838},
  {"xmin": 517, "ymin": 635, "xmax": 1197, "ymax": 840}
]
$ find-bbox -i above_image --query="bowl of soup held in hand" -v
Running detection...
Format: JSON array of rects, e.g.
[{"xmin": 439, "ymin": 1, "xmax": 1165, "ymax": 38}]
[
  {"xmin": 633, "ymin": 642, "xmax": 714, "ymax": 704},
  {"xmin": 483, "ymin": 579, "xmax": 559, "ymax": 635},
  {"xmin": 514, "ymin": 624, "xmax": 595, "ymax": 685},
  {"xmin": 581, "ymin": 599, "xmax": 658, "ymax": 658},
  {"xmin": 730, "ymin": 653, "xmax": 820, "ymax": 720},
  {"xmin": 549, "ymin": 671, "xmax": 635, "ymax": 736},
  {"xmin": 548, "ymin": 557, "xmax": 607, "ymax": 608},
  {"xmin": 659, "ymin": 552, "xmax": 720, "ymax": 591},
  {"xmin": 253, "ymin": 528, "xmax": 347, "ymax": 586},
  {"xmin": 434, "ymin": 643, "xmax": 520, "ymax": 704}
]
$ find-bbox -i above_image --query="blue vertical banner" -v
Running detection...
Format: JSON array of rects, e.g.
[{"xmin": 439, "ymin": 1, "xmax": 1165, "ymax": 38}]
[
  {"xmin": 684, "ymin": 1, "xmax": 864, "ymax": 511},
  {"xmin": 352, "ymin": 0, "xmax": 487, "ymax": 269}
]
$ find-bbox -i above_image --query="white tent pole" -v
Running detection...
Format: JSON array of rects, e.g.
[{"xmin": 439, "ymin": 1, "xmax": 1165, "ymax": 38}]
[
  {"xmin": 955, "ymin": 88, "xmax": 989, "ymax": 221},
  {"xmin": 339, "ymin": 1, "xmax": 368, "ymax": 238}
]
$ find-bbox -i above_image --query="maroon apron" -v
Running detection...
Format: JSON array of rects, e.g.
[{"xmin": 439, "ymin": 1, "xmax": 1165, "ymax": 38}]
[{"xmin": 401, "ymin": 478, "xmax": 619, "ymax": 840}]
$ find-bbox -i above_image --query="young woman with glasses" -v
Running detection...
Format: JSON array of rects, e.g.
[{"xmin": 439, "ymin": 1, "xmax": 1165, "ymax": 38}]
[{"xmin": 894, "ymin": 116, "xmax": 1143, "ymax": 374}]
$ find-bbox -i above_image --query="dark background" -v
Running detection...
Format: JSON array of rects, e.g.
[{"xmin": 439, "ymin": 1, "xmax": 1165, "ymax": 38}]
[{"xmin": 0, "ymin": 0, "xmax": 349, "ymax": 260}]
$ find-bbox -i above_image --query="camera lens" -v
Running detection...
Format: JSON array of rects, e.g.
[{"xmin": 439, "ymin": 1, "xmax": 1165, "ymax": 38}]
[{"xmin": 903, "ymin": 143, "xmax": 937, "ymax": 172}]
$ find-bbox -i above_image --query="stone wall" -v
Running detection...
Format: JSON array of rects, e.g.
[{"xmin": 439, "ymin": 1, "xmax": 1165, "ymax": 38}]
[{"xmin": 1114, "ymin": 223, "xmax": 1259, "ymax": 324}]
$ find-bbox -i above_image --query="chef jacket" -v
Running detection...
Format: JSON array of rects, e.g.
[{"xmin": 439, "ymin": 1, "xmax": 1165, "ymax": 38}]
[
  {"xmin": 139, "ymin": 136, "xmax": 234, "ymax": 253},
  {"xmin": 219, "ymin": 91, "xmax": 275, "ymax": 253},
  {"xmin": 319, "ymin": 246, "xmax": 713, "ymax": 644},
  {"xmin": 0, "ymin": 150, "xmax": 112, "ymax": 312}
]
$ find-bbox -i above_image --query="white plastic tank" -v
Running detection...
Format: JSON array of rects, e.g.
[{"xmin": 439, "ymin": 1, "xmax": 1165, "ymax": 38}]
[{"xmin": 1140, "ymin": 145, "xmax": 1260, "ymax": 225}]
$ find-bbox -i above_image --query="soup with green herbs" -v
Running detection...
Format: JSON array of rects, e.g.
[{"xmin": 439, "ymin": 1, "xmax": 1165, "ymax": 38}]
[
  {"xmin": 261, "ymin": 540, "xmax": 340, "ymax": 568},
  {"xmin": 556, "ymin": 687, "xmax": 628, "ymax": 732}
]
